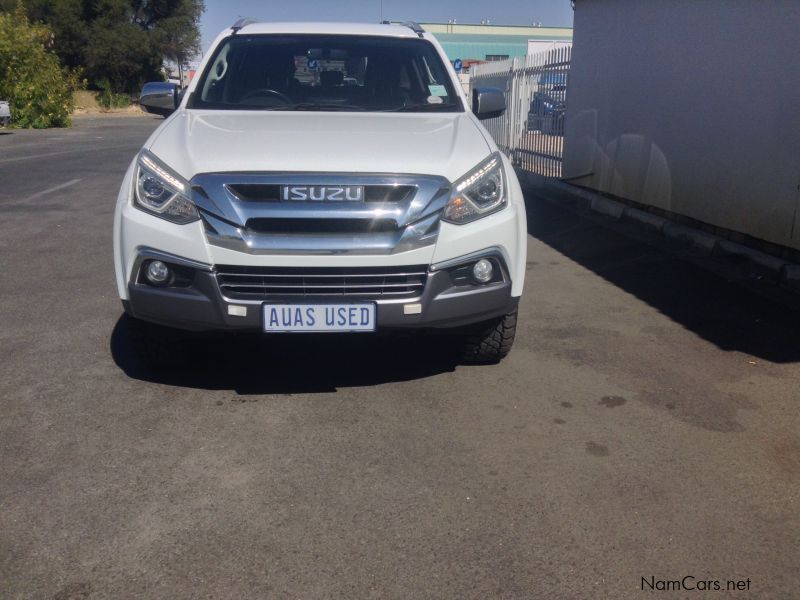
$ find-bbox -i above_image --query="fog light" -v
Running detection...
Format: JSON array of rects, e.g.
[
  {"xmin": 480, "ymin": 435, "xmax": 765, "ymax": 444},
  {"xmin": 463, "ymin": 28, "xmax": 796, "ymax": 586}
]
[
  {"xmin": 145, "ymin": 260, "xmax": 170, "ymax": 284},
  {"xmin": 472, "ymin": 258, "xmax": 494, "ymax": 283}
]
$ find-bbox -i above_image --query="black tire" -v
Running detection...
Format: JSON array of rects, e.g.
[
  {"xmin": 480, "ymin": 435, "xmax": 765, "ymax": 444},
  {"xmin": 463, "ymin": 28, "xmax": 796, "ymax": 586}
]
[
  {"xmin": 460, "ymin": 310, "xmax": 518, "ymax": 364},
  {"xmin": 126, "ymin": 316, "xmax": 189, "ymax": 370}
]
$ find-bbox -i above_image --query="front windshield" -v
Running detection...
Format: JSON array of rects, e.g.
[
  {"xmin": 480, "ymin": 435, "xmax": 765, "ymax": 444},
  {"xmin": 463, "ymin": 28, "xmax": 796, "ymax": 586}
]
[{"xmin": 189, "ymin": 34, "xmax": 463, "ymax": 113}]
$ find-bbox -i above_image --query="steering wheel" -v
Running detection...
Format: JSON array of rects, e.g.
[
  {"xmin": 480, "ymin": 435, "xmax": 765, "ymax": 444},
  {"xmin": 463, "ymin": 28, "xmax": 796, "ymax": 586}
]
[{"xmin": 240, "ymin": 88, "xmax": 293, "ymax": 104}]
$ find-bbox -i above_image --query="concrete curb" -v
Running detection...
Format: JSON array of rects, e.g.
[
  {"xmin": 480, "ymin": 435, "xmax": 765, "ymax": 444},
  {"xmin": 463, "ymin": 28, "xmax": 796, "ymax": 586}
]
[
  {"xmin": 662, "ymin": 222, "xmax": 719, "ymax": 253},
  {"xmin": 782, "ymin": 265, "xmax": 800, "ymax": 293},
  {"xmin": 713, "ymin": 240, "xmax": 788, "ymax": 276},
  {"xmin": 528, "ymin": 176, "xmax": 800, "ymax": 293},
  {"xmin": 590, "ymin": 196, "xmax": 625, "ymax": 220}
]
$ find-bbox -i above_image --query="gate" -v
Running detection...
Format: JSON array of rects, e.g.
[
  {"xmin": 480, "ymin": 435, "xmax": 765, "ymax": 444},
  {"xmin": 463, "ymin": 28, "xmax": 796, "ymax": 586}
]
[{"xmin": 470, "ymin": 46, "xmax": 571, "ymax": 178}]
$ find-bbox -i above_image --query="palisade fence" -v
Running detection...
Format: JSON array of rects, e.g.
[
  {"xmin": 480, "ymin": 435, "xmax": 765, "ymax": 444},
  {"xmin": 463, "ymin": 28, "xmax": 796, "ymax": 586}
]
[{"xmin": 470, "ymin": 46, "xmax": 571, "ymax": 178}]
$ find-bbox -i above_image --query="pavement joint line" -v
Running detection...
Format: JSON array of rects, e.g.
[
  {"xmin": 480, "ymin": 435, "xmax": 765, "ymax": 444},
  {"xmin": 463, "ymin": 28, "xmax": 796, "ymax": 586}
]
[
  {"xmin": 23, "ymin": 179, "xmax": 82, "ymax": 202},
  {"xmin": 0, "ymin": 143, "xmax": 137, "ymax": 164}
]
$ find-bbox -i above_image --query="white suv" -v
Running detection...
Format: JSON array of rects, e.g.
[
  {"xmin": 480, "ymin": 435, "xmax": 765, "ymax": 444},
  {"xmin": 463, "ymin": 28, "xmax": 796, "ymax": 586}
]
[{"xmin": 115, "ymin": 21, "xmax": 527, "ymax": 365}]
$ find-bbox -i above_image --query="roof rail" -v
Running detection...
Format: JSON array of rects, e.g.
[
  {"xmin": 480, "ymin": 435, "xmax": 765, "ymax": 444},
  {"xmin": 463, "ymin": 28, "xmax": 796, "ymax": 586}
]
[
  {"xmin": 401, "ymin": 21, "xmax": 425, "ymax": 37},
  {"xmin": 231, "ymin": 18, "xmax": 257, "ymax": 33}
]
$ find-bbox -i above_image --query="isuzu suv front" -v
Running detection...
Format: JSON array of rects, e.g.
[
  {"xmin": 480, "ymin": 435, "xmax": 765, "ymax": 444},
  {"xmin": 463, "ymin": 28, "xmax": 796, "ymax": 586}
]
[{"xmin": 115, "ymin": 21, "xmax": 527, "ymax": 365}]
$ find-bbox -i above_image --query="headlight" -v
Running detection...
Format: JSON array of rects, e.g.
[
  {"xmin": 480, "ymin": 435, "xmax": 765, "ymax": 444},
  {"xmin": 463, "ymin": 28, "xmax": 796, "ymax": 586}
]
[
  {"xmin": 134, "ymin": 150, "xmax": 199, "ymax": 224},
  {"xmin": 442, "ymin": 152, "xmax": 506, "ymax": 224}
]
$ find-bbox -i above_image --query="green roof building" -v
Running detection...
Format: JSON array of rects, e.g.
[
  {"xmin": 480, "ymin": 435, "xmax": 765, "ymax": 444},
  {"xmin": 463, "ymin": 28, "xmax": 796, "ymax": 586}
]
[{"xmin": 417, "ymin": 22, "xmax": 573, "ymax": 62}]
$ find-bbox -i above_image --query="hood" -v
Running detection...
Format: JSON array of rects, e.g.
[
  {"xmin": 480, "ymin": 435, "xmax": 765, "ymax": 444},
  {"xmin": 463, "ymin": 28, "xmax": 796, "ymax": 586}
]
[{"xmin": 147, "ymin": 110, "xmax": 491, "ymax": 183}]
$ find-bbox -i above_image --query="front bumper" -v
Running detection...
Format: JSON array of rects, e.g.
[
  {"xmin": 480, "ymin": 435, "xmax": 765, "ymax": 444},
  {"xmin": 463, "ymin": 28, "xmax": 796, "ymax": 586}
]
[{"xmin": 124, "ymin": 249, "xmax": 518, "ymax": 332}]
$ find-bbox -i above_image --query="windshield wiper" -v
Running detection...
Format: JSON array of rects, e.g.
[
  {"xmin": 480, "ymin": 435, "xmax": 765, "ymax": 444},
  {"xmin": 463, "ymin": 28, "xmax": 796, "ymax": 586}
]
[
  {"xmin": 261, "ymin": 102, "xmax": 366, "ymax": 112},
  {"xmin": 385, "ymin": 101, "xmax": 461, "ymax": 112}
]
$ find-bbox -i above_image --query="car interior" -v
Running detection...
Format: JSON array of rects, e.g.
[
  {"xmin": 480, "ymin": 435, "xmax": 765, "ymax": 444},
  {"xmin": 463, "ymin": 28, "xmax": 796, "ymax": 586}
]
[{"xmin": 195, "ymin": 35, "xmax": 460, "ymax": 111}]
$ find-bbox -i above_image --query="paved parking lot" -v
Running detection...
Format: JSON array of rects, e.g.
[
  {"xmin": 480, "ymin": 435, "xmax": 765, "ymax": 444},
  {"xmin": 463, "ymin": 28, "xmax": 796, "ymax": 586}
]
[{"xmin": 1, "ymin": 116, "xmax": 798, "ymax": 599}]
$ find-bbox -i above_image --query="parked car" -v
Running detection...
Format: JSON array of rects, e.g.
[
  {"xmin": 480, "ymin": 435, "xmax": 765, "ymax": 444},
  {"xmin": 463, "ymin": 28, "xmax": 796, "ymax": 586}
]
[
  {"xmin": 0, "ymin": 100, "xmax": 10, "ymax": 127},
  {"xmin": 527, "ymin": 71, "xmax": 567, "ymax": 134},
  {"xmin": 117, "ymin": 20, "xmax": 527, "ymax": 366}
]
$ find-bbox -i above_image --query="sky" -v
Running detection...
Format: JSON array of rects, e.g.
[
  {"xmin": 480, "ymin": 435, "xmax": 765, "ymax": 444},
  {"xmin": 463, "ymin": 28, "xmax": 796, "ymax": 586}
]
[{"xmin": 200, "ymin": 0, "xmax": 575, "ymax": 53}]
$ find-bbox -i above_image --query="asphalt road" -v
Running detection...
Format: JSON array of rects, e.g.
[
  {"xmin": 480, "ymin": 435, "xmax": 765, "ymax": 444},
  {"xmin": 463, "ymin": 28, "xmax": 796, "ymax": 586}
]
[{"xmin": 1, "ymin": 116, "xmax": 798, "ymax": 599}]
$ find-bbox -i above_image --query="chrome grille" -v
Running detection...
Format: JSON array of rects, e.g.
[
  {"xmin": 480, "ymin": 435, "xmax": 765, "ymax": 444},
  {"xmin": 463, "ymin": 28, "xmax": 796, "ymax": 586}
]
[
  {"xmin": 245, "ymin": 218, "xmax": 398, "ymax": 235},
  {"xmin": 227, "ymin": 184, "xmax": 416, "ymax": 203},
  {"xmin": 216, "ymin": 265, "xmax": 428, "ymax": 300},
  {"xmin": 191, "ymin": 173, "xmax": 450, "ymax": 256}
]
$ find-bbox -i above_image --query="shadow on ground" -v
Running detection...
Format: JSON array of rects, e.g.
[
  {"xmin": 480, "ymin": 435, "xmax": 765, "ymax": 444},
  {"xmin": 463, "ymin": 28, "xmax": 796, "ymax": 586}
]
[
  {"xmin": 111, "ymin": 315, "xmax": 461, "ymax": 394},
  {"xmin": 526, "ymin": 189, "xmax": 800, "ymax": 363}
]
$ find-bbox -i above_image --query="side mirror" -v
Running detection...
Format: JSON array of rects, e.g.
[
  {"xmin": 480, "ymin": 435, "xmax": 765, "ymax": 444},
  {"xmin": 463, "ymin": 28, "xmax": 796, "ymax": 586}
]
[
  {"xmin": 472, "ymin": 87, "xmax": 506, "ymax": 120},
  {"xmin": 139, "ymin": 82, "xmax": 179, "ymax": 117}
]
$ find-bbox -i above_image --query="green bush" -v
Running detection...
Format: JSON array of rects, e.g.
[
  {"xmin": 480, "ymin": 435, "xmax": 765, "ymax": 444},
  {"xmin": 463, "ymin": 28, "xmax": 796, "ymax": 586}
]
[
  {"xmin": 96, "ymin": 79, "xmax": 131, "ymax": 109},
  {"xmin": 0, "ymin": 7, "xmax": 78, "ymax": 128}
]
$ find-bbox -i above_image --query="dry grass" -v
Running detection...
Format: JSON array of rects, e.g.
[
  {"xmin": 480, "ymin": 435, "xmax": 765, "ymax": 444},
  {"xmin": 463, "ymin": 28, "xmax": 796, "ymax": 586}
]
[{"xmin": 72, "ymin": 90, "xmax": 149, "ymax": 117}]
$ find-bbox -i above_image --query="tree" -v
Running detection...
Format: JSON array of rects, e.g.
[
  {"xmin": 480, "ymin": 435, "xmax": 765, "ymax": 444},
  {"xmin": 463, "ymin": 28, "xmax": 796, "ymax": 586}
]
[
  {"xmin": 0, "ymin": 6, "xmax": 76, "ymax": 127},
  {"xmin": 10, "ymin": 0, "xmax": 89, "ymax": 69},
  {"xmin": 132, "ymin": 0, "xmax": 203, "ymax": 67},
  {"xmin": 86, "ymin": 0, "xmax": 159, "ymax": 91},
  {"xmin": 1, "ymin": 0, "xmax": 204, "ymax": 93}
]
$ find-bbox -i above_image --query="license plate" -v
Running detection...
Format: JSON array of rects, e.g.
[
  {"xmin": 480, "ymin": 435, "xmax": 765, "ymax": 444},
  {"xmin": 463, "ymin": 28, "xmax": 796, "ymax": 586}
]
[{"xmin": 263, "ymin": 303, "xmax": 376, "ymax": 332}]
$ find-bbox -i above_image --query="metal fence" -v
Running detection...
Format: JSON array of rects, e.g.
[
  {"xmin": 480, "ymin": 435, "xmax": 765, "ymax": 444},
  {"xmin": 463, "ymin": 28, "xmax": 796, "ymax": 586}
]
[{"xmin": 470, "ymin": 46, "xmax": 571, "ymax": 178}]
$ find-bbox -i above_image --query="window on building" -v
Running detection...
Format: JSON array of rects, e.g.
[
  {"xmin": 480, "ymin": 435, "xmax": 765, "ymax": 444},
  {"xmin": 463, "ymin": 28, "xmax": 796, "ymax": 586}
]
[{"xmin": 485, "ymin": 54, "xmax": 509, "ymax": 62}]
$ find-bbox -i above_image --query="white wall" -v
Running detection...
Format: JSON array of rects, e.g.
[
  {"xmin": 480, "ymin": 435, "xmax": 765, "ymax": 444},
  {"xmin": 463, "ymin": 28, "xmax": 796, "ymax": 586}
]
[
  {"xmin": 527, "ymin": 40, "xmax": 571, "ymax": 55},
  {"xmin": 564, "ymin": 0, "xmax": 800, "ymax": 250}
]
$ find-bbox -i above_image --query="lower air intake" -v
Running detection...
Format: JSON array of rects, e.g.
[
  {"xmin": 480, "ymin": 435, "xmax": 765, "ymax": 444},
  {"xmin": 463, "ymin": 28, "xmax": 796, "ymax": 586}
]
[{"xmin": 216, "ymin": 265, "xmax": 428, "ymax": 300}]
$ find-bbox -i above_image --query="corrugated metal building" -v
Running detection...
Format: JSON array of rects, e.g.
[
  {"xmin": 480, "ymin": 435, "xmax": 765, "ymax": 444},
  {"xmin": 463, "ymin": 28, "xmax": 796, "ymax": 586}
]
[{"xmin": 564, "ymin": 0, "xmax": 800, "ymax": 254}]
